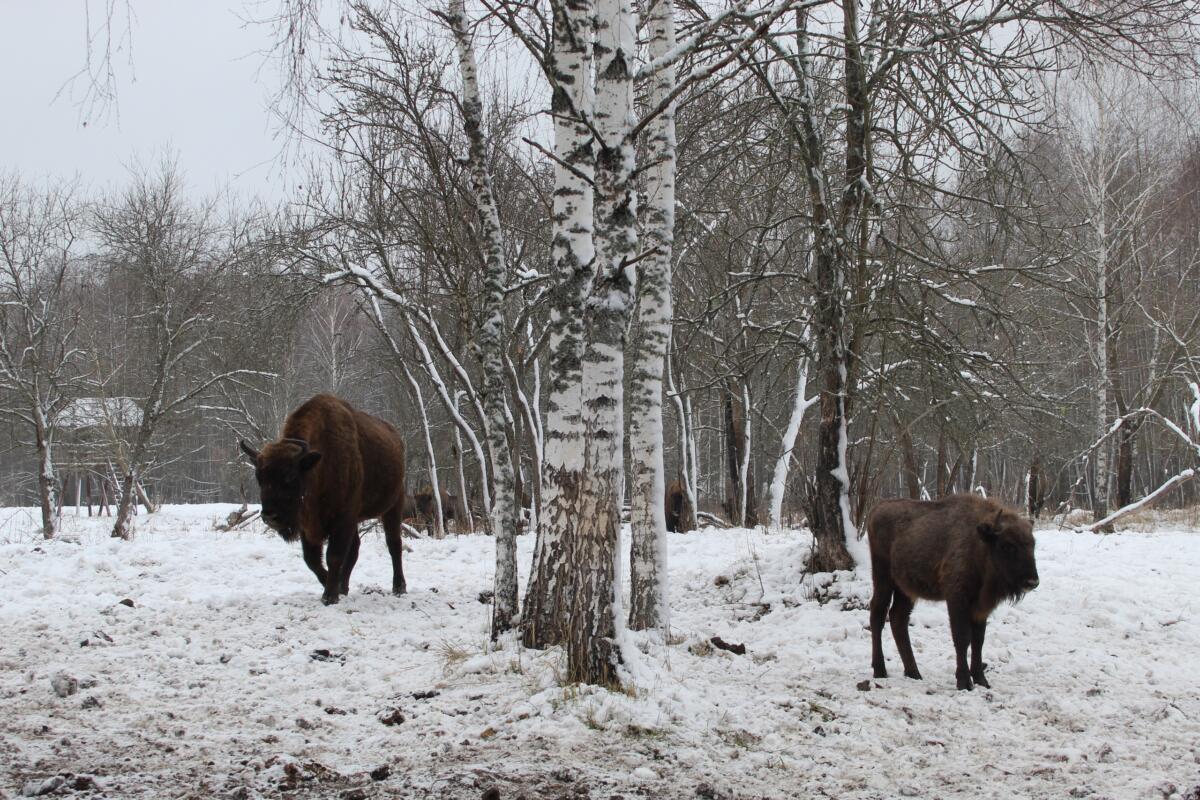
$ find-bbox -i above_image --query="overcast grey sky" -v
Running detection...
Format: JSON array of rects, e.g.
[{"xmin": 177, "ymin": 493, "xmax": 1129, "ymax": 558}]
[{"xmin": 1, "ymin": 1, "xmax": 292, "ymax": 199}]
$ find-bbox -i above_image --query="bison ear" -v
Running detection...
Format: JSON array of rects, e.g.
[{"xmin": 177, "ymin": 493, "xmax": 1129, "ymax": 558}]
[
  {"xmin": 239, "ymin": 439, "xmax": 260, "ymax": 463},
  {"xmin": 977, "ymin": 521, "xmax": 997, "ymax": 542},
  {"xmin": 299, "ymin": 451, "xmax": 322, "ymax": 472}
]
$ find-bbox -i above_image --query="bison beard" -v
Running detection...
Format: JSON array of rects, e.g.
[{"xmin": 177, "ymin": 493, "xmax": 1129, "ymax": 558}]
[
  {"xmin": 241, "ymin": 394, "xmax": 408, "ymax": 605},
  {"xmin": 866, "ymin": 494, "xmax": 1040, "ymax": 691}
]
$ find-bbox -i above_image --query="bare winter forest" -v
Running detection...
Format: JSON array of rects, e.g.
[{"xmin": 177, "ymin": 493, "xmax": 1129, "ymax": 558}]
[{"xmin": 4, "ymin": 1, "xmax": 1200, "ymax": 796}]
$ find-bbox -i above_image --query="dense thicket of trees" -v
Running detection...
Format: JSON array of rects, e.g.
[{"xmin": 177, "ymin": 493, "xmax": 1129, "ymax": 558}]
[{"xmin": 3, "ymin": 0, "xmax": 1199, "ymax": 683}]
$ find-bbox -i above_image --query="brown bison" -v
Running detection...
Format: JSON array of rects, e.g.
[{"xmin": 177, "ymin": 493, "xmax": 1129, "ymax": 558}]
[
  {"xmin": 866, "ymin": 494, "xmax": 1039, "ymax": 691},
  {"xmin": 665, "ymin": 480, "xmax": 686, "ymax": 533},
  {"xmin": 409, "ymin": 485, "xmax": 456, "ymax": 530},
  {"xmin": 240, "ymin": 394, "xmax": 408, "ymax": 605}
]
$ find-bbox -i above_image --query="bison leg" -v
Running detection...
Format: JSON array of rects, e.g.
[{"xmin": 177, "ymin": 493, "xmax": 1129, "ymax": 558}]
[
  {"xmin": 301, "ymin": 539, "xmax": 329, "ymax": 589},
  {"xmin": 970, "ymin": 620, "xmax": 990, "ymax": 689},
  {"xmin": 888, "ymin": 590, "xmax": 922, "ymax": 680},
  {"xmin": 948, "ymin": 601, "xmax": 974, "ymax": 690},
  {"xmin": 869, "ymin": 578, "xmax": 893, "ymax": 679},
  {"xmin": 339, "ymin": 533, "xmax": 361, "ymax": 595},
  {"xmin": 322, "ymin": 522, "xmax": 357, "ymax": 606},
  {"xmin": 383, "ymin": 507, "xmax": 407, "ymax": 596}
]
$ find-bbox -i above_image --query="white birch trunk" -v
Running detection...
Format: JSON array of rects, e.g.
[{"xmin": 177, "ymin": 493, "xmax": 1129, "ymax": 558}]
[
  {"xmin": 627, "ymin": 0, "xmax": 676, "ymax": 633},
  {"xmin": 404, "ymin": 316, "xmax": 492, "ymax": 521},
  {"xmin": 666, "ymin": 352, "xmax": 698, "ymax": 532},
  {"xmin": 566, "ymin": 0, "xmax": 638, "ymax": 686},
  {"xmin": 34, "ymin": 407, "xmax": 58, "ymax": 539},
  {"xmin": 521, "ymin": 0, "xmax": 597, "ymax": 650},
  {"xmin": 403, "ymin": 366, "xmax": 446, "ymax": 539},
  {"xmin": 767, "ymin": 351, "xmax": 816, "ymax": 530},
  {"xmin": 448, "ymin": 0, "xmax": 519, "ymax": 636}
]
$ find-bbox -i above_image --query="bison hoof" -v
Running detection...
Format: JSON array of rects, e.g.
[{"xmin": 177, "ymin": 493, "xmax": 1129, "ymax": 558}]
[
  {"xmin": 873, "ymin": 665, "xmax": 887, "ymax": 679},
  {"xmin": 903, "ymin": 668, "xmax": 922, "ymax": 680},
  {"xmin": 957, "ymin": 675, "xmax": 974, "ymax": 691},
  {"xmin": 971, "ymin": 672, "xmax": 990, "ymax": 689},
  {"xmin": 322, "ymin": 593, "xmax": 340, "ymax": 606},
  {"xmin": 392, "ymin": 585, "xmax": 407, "ymax": 596}
]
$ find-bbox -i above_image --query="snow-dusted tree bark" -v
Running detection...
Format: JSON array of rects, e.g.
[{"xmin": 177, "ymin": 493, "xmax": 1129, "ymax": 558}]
[
  {"xmin": 402, "ymin": 365, "xmax": 446, "ymax": 538},
  {"xmin": 521, "ymin": 0, "xmax": 596, "ymax": 650},
  {"xmin": 626, "ymin": 0, "xmax": 676, "ymax": 633},
  {"xmin": 565, "ymin": 0, "xmax": 638, "ymax": 686},
  {"xmin": 665, "ymin": 349, "xmax": 698, "ymax": 531},
  {"xmin": 767, "ymin": 340, "xmax": 816, "ymax": 529},
  {"xmin": 447, "ymin": 0, "xmax": 519, "ymax": 637},
  {"xmin": 453, "ymin": 391, "xmax": 475, "ymax": 532}
]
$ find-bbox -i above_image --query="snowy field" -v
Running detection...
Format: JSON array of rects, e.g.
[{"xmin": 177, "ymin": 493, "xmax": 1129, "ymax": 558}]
[{"xmin": 1, "ymin": 505, "xmax": 1198, "ymax": 799}]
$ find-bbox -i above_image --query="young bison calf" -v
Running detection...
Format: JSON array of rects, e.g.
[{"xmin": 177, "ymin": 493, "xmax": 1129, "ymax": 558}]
[{"xmin": 867, "ymin": 494, "xmax": 1040, "ymax": 691}]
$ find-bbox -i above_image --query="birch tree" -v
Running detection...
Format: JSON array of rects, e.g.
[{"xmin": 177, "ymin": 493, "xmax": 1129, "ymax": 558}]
[
  {"xmin": 766, "ymin": 327, "xmax": 816, "ymax": 529},
  {"xmin": 446, "ymin": 0, "xmax": 520, "ymax": 637},
  {"xmin": 521, "ymin": 0, "xmax": 598, "ymax": 650},
  {"xmin": 626, "ymin": 0, "xmax": 678, "ymax": 632}
]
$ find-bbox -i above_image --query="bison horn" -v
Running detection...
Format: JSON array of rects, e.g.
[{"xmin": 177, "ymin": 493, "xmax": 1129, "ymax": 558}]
[
  {"xmin": 281, "ymin": 437, "xmax": 310, "ymax": 454},
  {"xmin": 238, "ymin": 439, "xmax": 260, "ymax": 462}
]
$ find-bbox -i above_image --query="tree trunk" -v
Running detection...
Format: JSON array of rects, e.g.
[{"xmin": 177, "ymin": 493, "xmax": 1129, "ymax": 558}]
[
  {"xmin": 521, "ymin": 0, "xmax": 596, "ymax": 650},
  {"xmin": 1115, "ymin": 421, "xmax": 1137, "ymax": 509},
  {"xmin": 626, "ymin": 0, "xmax": 675, "ymax": 633},
  {"xmin": 34, "ymin": 412, "xmax": 58, "ymax": 539},
  {"xmin": 564, "ymin": 0, "xmax": 637, "ymax": 686},
  {"xmin": 449, "ymin": 0, "xmax": 520, "ymax": 637},
  {"xmin": 404, "ymin": 368, "xmax": 446, "ymax": 539},
  {"xmin": 723, "ymin": 384, "xmax": 755, "ymax": 526},
  {"xmin": 112, "ymin": 470, "xmax": 137, "ymax": 540},
  {"xmin": 898, "ymin": 417, "xmax": 921, "ymax": 500},
  {"xmin": 809, "ymin": 241, "xmax": 856, "ymax": 572},
  {"xmin": 768, "ymin": 351, "xmax": 815, "ymax": 529},
  {"xmin": 936, "ymin": 427, "xmax": 949, "ymax": 498}
]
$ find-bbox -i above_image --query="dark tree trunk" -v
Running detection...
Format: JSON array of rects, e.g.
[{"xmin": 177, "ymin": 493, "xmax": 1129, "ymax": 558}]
[
  {"xmin": 1115, "ymin": 422, "xmax": 1137, "ymax": 509},
  {"xmin": 898, "ymin": 421, "xmax": 921, "ymax": 499},
  {"xmin": 935, "ymin": 428, "xmax": 948, "ymax": 498}
]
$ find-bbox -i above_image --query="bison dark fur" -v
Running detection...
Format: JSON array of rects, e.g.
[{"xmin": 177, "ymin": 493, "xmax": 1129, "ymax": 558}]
[
  {"xmin": 665, "ymin": 480, "xmax": 686, "ymax": 533},
  {"xmin": 410, "ymin": 485, "xmax": 456, "ymax": 530},
  {"xmin": 866, "ymin": 494, "xmax": 1039, "ymax": 691},
  {"xmin": 240, "ymin": 394, "xmax": 407, "ymax": 606}
]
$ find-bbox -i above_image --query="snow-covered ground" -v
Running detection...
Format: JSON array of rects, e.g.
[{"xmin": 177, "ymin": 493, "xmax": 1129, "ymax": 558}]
[{"xmin": 1, "ymin": 505, "xmax": 1198, "ymax": 799}]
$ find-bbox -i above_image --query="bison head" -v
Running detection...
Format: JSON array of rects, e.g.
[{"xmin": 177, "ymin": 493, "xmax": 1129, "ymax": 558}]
[
  {"xmin": 239, "ymin": 438, "xmax": 322, "ymax": 541},
  {"xmin": 979, "ymin": 509, "xmax": 1039, "ymax": 599}
]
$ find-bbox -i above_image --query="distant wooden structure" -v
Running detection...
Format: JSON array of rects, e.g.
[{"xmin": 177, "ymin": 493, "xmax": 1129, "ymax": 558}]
[{"xmin": 56, "ymin": 397, "xmax": 143, "ymax": 517}]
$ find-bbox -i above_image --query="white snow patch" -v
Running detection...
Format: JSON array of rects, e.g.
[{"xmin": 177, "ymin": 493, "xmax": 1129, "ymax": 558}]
[{"xmin": 0, "ymin": 506, "xmax": 1197, "ymax": 798}]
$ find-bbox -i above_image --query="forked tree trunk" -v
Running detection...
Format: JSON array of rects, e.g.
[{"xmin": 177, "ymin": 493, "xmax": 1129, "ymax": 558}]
[
  {"xmin": 627, "ymin": 0, "xmax": 676, "ymax": 633},
  {"xmin": 448, "ymin": 0, "xmax": 519, "ymax": 637},
  {"xmin": 112, "ymin": 469, "xmax": 138, "ymax": 540},
  {"xmin": 521, "ymin": 0, "xmax": 596, "ymax": 650}
]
